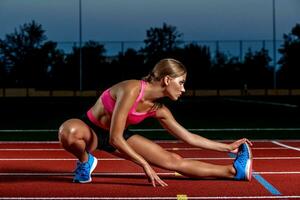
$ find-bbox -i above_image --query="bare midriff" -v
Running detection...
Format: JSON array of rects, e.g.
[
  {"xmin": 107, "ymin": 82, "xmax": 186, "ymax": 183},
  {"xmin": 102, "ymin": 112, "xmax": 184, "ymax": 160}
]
[{"xmin": 88, "ymin": 98, "xmax": 111, "ymax": 130}]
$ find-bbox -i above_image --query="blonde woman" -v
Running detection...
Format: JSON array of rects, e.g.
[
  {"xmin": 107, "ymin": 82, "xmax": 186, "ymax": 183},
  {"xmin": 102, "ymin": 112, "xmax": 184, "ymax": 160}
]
[{"xmin": 58, "ymin": 58, "xmax": 253, "ymax": 187}]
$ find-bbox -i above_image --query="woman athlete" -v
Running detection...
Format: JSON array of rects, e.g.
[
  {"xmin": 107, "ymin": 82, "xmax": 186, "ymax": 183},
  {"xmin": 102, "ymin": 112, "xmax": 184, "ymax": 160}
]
[{"xmin": 58, "ymin": 58, "xmax": 253, "ymax": 187}]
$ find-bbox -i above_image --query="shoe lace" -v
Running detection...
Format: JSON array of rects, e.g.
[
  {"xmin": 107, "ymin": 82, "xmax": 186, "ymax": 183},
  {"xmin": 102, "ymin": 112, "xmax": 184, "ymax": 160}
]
[
  {"xmin": 75, "ymin": 162, "xmax": 90, "ymax": 177},
  {"xmin": 236, "ymin": 150, "xmax": 247, "ymax": 167}
]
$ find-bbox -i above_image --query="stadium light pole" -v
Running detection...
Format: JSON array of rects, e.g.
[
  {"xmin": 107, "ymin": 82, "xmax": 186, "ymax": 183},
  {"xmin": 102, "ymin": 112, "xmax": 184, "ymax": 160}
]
[
  {"xmin": 272, "ymin": 0, "xmax": 277, "ymax": 89},
  {"xmin": 79, "ymin": 0, "xmax": 83, "ymax": 91}
]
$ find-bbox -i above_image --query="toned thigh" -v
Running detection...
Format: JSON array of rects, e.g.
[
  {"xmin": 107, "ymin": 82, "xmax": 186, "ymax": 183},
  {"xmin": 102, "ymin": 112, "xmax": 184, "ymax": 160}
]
[{"xmin": 126, "ymin": 135, "xmax": 182, "ymax": 169}]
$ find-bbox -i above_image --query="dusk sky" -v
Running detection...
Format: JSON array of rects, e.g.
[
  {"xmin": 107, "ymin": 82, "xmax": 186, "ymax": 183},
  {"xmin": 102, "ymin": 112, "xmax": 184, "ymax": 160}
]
[{"xmin": 0, "ymin": 0, "xmax": 299, "ymax": 43}]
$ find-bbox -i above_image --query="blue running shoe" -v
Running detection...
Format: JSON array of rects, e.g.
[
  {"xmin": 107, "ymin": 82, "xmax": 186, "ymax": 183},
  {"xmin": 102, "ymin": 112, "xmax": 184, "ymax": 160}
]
[
  {"xmin": 233, "ymin": 143, "xmax": 252, "ymax": 181},
  {"xmin": 73, "ymin": 153, "xmax": 98, "ymax": 183}
]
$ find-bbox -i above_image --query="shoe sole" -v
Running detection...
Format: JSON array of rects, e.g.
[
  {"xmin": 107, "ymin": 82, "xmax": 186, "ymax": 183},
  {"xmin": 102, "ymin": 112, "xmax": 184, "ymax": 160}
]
[
  {"xmin": 244, "ymin": 143, "xmax": 253, "ymax": 181},
  {"xmin": 76, "ymin": 157, "xmax": 98, "ymax": 183}
]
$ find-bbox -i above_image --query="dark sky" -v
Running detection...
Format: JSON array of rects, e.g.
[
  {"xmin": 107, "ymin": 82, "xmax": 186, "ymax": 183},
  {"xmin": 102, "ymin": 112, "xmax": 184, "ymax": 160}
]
[{"xmin": 1, "ymin": 0, "xmax": 299, "ymax": 42}]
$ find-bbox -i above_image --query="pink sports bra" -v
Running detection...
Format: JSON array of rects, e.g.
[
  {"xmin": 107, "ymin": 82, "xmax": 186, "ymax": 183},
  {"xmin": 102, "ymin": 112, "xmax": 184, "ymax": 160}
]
[{"xmin": 94, "ymin": 80, "xmax": 156, "ymax": 126}]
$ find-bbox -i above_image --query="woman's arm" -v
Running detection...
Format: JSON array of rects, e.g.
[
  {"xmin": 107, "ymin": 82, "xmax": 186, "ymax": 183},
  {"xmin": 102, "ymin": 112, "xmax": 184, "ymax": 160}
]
[
  {"xmin": 109, "ymin": 83, "xmax": 145, "ymax": 164},
  {"xmin": 156, "ymin": 105, "xmax": 251, "ymax": 152},
  {"xmin": 109, "ymin": 81, "xmax": 167, "ymax": 187}
]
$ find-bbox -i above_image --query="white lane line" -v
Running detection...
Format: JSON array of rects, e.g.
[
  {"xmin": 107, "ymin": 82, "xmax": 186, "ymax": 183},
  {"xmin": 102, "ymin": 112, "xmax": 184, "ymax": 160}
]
[
  {"xmin": 1, "ymin": 171, "xmax": 300, "ymax": 176},
  {"xmin": 2, "ymin": 127, "xmax": 300, "ymax": 132},
  {"xmin": 0, "ymin": 140, "xmax": 300, "ymax": 144},
  {"xmin": 0, "ymin": 147, "xmax": 286, "ymax": 151},
  {"xmin": 1, "ymin": 157, "xmax": 300, "ymax": 161},
  {"xmin": 0, "ymin": 172, "xmax": 175, "ymax": 176},
  {"xmin": 252, "ymin": 147, "xmax": 285, "ymax": 150},
  {"xmin": 186, "ymin": 157, "xmax": 300, "ymax": 160},
  {"xmin": 0, "ymin": 149, "xmax": 64, "ymax": 151},
  {"xmin": 0, "ymin": 158, "xmax": 123, "ymax": 161},
  {"xmin": 272, "ymin": 141, "xmax": 300, "ymax": 152},
  {"xmin": 256, "ymin": 171, "xmax": 300, "ymax": 174},
  {"xmin": 0, "ymin": 196, "xmax": 300, "ymax": 200},
  {"xmin": 133, "ymin": 128, "xmax": 300, "ymax": 131},
  {"xmin": 0, "ymin": 141, "xmax": 59, "ymax": 144}
]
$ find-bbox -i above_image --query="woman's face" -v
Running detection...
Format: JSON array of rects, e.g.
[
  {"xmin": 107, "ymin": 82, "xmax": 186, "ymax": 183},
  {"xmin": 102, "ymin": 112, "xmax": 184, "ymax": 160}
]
[{"xmin": 165, "ymin": 73, "xmax": 187, "ymax": 100}]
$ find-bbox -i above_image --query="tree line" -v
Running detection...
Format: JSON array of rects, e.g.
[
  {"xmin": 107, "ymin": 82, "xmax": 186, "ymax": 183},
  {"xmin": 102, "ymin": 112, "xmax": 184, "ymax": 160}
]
[{"xmin": 0, "ymin": 21, "xmax": 299, "ymax": 91}]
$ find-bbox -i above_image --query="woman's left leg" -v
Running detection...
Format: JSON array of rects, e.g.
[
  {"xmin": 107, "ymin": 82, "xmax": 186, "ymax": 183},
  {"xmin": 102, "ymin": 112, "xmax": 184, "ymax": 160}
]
[{"xmin": 126, "ymin": 135, "xmax": 236, "ymax": 179}]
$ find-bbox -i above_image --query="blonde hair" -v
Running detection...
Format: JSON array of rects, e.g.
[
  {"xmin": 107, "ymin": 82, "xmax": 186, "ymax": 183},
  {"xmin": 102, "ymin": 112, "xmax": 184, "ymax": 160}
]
[{"xmin": 143, "ymin": 58, "xmax": 187, "ymax": 82}]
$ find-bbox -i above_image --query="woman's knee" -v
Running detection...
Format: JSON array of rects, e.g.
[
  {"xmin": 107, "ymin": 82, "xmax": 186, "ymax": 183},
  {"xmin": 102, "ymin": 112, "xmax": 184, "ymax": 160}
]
[
  {"xmin": 58, "ymin": 118, "xmax": 98, "ymax": 151},
  {"xmin": 58, "ymin": 119, "xmax": 87, "ymax": 146},
  {"xmin": 164, "ymin": 153, "xmax": 183, "ymax": 170}
]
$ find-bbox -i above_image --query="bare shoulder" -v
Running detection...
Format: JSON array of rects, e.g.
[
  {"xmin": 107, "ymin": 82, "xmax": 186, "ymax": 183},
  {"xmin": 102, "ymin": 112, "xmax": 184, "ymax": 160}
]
[
  {"xmin": 110, "ymin": 80, "xmax": 141, "ymax": 98},
  {"xmin": 155, "ymin": 104, "xmax": 174, "ymax": 120}
]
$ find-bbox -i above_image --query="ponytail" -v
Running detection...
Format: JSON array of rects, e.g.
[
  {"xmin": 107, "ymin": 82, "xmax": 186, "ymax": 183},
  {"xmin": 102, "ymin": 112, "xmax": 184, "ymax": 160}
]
[{"xmin": 142, "ymin": 58, "xmax": 186, "ymax": 83}]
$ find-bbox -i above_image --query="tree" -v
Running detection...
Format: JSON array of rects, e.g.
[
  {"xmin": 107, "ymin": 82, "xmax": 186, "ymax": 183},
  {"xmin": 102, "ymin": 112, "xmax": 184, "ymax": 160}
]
[
  {"xmin": 278, "ymin": 24, "xmax": 300, "ymax": 88},
  {"xmin": 241, "ymin": 48, "xmax": 272, "ymax": 88},
  {"xmin": 179, "ymin": 43, "xmax": 212, "ymax": 89},
  {"xmin": 116, "ymin": 48, "xmax": 145, "ymax": 81},
  {"xmin": 0, "ymin": 20, "xmax": 47, "ymax": 87},
  {"xmin": 64, "ymin": 41, "xmax": 107, "ymax": 90},
  {"xmin": 211, "ymin": 51, "xmax": 243, "ymax": 89},
  {"xmin": 141, "ymin": 23, "xmax": 183, "ymax": 67},
  {"xmin": 37, "ymin": 41, "xmax": 66, "ymax": 89}
]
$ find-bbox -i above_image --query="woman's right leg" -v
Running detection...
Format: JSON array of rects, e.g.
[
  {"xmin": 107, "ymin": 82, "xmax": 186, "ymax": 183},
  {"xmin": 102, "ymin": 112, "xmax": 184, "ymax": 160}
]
[
  {"xmin": 58, "ymin": 118, "xmax": 98, "ymax": 162},
  {"xmin": 58, "ymin": 118, "xmax": 98, "ymax": 183},
  {"xmin": 127, "ymin": 135, "xmax": 236, "ymax": 179}
]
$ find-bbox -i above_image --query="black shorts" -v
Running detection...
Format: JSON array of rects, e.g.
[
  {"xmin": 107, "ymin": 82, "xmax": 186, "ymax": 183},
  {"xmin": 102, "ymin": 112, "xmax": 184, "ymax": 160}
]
[{"xmin": 80, "ymin": 113, "xmax": 136, "ymax": 152}]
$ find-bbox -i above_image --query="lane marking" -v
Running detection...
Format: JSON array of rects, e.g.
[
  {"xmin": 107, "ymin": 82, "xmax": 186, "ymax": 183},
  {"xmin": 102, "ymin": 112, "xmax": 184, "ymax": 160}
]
[
  {"xmin": 174, "ymin": 172, "xmax": 182, "ymax": 176},
  {"xmin": 253, "ymin": 173, "xmax": 281, "ymax": 195},
  {"xmin": 228, "ymin": 154, "xmax": 281, "ymax": 196},
  {"xmin": 0, "ymin": 140, "xmax": 300, "ymax": 144},
  {"xmin": 1, "ymin": 157, "xmax": 300, "ymax": 161},
  {"xmin": 0, "ymin": 158, "xmax": 124, "ymax": 161},
  {"xmin": 1, "ymin": 127, "xmax": 300, "ymax": 133},
  {"xmin": 0, "ymin": 141, "xmax": 59, "ymax": 143},
  {"xmin": 0, "ymin": 147, "xmax": 287, "ymax": 151},
  {"xmin": 256, "ymin": 171, "xmax": 300, "ymax": 174},
  {"xmin": 176, "ymin": 194, "xmax": 188, "ymax": 200},
  {"xmin": 132, "ymin": 128, "xmax": 300, "ymax": 132},
  {"xmin": 214, "ymin": 157, "xmax": 300, "ymax": 160},
  {"xmin": 0, "ymin": 149, "xmax": 64, "ymax": 151},
  {"xmin": 272, "ymin": 141, "xmax": 300, "ymax": 152},
  {"xmin": 0, "ymin": 172, "xmax": 177, "ymax": 176},
  {"xmin": 1, "ymin": 171, "xmax": 300, "ymax": 176},
  {"xmin": 0, "ymin": 196, "xmax": 300, "ymax": 199}
]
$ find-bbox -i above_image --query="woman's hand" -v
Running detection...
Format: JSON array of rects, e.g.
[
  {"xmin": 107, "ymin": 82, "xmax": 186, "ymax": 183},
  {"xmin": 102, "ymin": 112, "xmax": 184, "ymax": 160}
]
[
  {"xmin": 143, "ymin": 163, "xmax": 168, "ymax": 187},
  {"xmin": 228, "ymin": 138, "xmax": 253, "ymax": 154}
]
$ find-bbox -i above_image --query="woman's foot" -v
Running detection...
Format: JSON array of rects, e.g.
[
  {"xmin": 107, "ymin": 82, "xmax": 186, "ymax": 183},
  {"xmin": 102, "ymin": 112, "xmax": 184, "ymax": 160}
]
[
  {"xmin": 233, "ymin": 143, "xmax": 253, "ymax": 181},
  {"xmin": 73, "ymin": 153, "xmax": 98, "ymax": 183}
]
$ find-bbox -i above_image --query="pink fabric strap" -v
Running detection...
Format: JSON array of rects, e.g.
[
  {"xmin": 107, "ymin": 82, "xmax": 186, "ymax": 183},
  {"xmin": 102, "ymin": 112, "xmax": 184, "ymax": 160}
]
[
  {"xmin": 130, "ymin": 80, "xmax": 146, "ymax": 112},
  {"xmin": 96, "ymin": 80, "xmax": 156, "ymax": 126}
]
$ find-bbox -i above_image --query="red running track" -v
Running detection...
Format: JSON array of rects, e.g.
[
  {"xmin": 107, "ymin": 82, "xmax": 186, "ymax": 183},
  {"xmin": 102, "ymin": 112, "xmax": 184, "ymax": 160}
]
[{"xmin": 0, "ymin": 140, "xmax": 300, "ymax": 199}]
